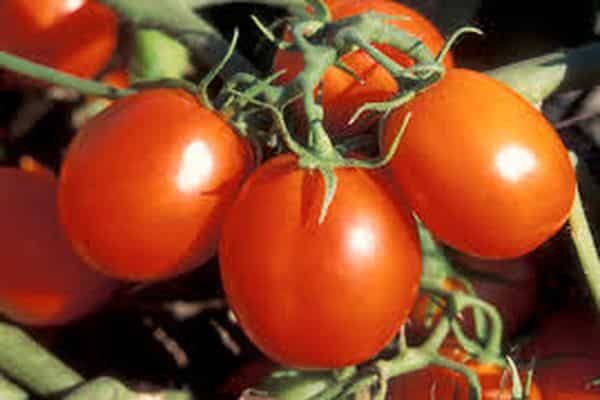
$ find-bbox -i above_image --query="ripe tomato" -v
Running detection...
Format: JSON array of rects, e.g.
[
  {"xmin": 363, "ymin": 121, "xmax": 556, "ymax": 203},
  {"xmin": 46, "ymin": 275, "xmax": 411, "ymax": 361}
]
[
  {"xmin": 272, "ymin": 0, "xmax": 452, "ymax": 137},
  {"xmin": 410, "ymin": 254, "xmax": 539, "ymax": 340},
  {"xmin": 522, "ymin": 308, "xmax": 600, "ymax": 359},
  {"xmin": 383, "ymin": 68, "xmax": 576, "ymax": 259},
  {"xmin": 219, "ymin": 154, "xmax": 422, "ymax": 368},
  {"xmin": 218, "ymin": 358, "xmax": 277, "ymax": 399},
  {"xmin": 58, "ymin": 89, "xmax": 254, "ymax": 281},
  {"xmin": 535, "ymin": 357, "xmax": 600, "ymax": 400},
  {"xmin": 390, "ymin": 345, "xmax": 542, "ymax": 400},
  {"xmin": 0, "ymin": 168, "xmax": 117, "ymax": 326},
  {"xmin": 74, "ymin": 69, "xmax": 130, "ymax": 127},
  {"xmin": 0, "ymin": 0, "xmax": 117, "ymax": 81}
]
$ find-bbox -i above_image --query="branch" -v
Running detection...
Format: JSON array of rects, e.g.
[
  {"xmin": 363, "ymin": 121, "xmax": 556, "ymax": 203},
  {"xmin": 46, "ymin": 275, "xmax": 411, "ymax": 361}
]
[
  {"xmin": 0, "ymin": 51, "xmax": 134, "ymax": 98},
  {"xmin": 0, "ymin": 323, "xmax": 83, "ymax": 397},
  {"xmin": 569, "ymin": 153, "xmax": 600, "ymax": 311},
  {"xmin": 184, "ymin": 0, "xmax": 306, "ymax": 8}
]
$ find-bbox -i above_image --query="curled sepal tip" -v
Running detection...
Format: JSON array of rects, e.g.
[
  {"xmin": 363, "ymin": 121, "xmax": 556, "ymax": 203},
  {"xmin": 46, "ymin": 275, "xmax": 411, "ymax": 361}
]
[
  {"xmin": 199, "ymin": 28, "xmax": 240, "ymax": 109},
  {"xmin": 436, "ymin": 26, "xmax": 483, "ymax": 65},
  {"xmin": 349, "ymin": 90, "xmax": 415, "ymax": 126},
  {"xmin": 506, "ymin": 356, "xmax": 524, "ymax": 400},
  {"xmin": 344, "ymin": 112, "xmax": 412, "ymax": 169},
  {"xmin": 317, "ymin": 167, "xmax": 338, "ymax": 224}
]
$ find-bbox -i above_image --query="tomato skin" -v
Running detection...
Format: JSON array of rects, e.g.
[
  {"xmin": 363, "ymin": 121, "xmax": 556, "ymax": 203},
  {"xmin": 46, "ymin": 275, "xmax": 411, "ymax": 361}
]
[
  {"xmin": 0, "ymin": 0, "xmax": 117, "ymax": 82},
  {"xmin": 59, "ymin": 89, "xmax": 254, "ymax": 282},
  {"xmin": 383, "ymin": 68, "xmax": 576, "ymax": 259},
  {"xmin": 536, "ymin": 357, "xmax": 600, "ymax": 400},
  {"xmin": 272, "ymin": 0, "xmax": 452, "ymax": 137},
  {"xmin": 522, "ymin": 308, "xmax": 600, "ymax": 360},
  {"xmin": 0, "ymin": 168, "xmax": 117, "ymax": 326},
  {"xmin": 219, "ymin": 154, "xmax": 422, "ymax": 368},
  {"xmin": 217, "ymin": 358, "xmax": 277, "ymax": 399},
  {"xmin": 410, "ymin": 255, "xmax": 539, "ymax": 340},
  {"xmin": 390, "ymin": 346, "xmax": 542, "ymax": 400}
]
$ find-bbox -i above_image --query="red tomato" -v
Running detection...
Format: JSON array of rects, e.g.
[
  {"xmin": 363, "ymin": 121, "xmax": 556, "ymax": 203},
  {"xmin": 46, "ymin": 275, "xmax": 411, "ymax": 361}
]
[
  {"xmin": 410, "ymin": 255, "xmax": 539, "ymax": 340},
  {"xmin": 0, "ymin": 168, "xmax": 117, "ymax": 326},
  {"xmin": 383, "ymin": 68, "xmax": 576, "ymax": 259},
  {"xmin": 272, "ymin": 0, "xmax": 452, "ymax": 137},
  {"xmin": 58, "ymin": 89, "xmax": 254, "ymax": 281},
  {"xmin": 522, "ymin": 308, "xmax": 600, "ymax": 360},
  {"xmin": 390, "ymin": 346, "xmax": 542, "ymax": 400},
  {"xmin": 536, "ymin": 357, "xmax": 600, "ymax": 400},
  {"xmin": 99, "ymin": 69, "xmax": 129, "ymax": 89},
  {"xmin": 217, "ymin": 358, "xmax": 277, "ymax": 399},
  {"xmin": 219, "ymin": 154, "xmax": 421, "ymax": 368},
  {"xmin": 0, "ymin": 0, "xmax": 117, "ymax": 81}
]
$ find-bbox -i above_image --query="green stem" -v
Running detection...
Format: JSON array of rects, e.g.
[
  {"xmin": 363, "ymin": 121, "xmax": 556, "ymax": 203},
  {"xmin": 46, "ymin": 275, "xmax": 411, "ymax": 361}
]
[
  {"xmin": 0, "ymin": 378, "xmax": 28, "ymax": 400},
  {"xmin": 568, "ymin": 154, "xmax": 600, "ymax": 311},
  {"xmin": 0, "ymin": 323, "xmax": 83, "ymax": 397},
  {"xmin": 99, "ymin": 0, "xmax": 257, "ymax": 78},
  {"xmin": 184, "ymin": 0, "xmax": 307, "ymax": 8},
  {"xmin": 0, "ymin": 52, "xmax": 134, "ymax": 98},
  {"xmin": 63, "ymin": 377, "xmax": 192, "ymax": 400},
  {"xmin": 487, "ymin": 43, "xmax": 600, "ymax": 106},
  {"xmin": 430, "ymin": 356, "xmax": 481, "ymax": 400}
]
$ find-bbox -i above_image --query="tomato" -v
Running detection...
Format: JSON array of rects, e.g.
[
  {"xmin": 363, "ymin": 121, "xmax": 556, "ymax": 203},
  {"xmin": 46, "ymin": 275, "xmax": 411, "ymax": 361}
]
[
  {"xmin": 410, "ymin": 254, "xmax": 539, "ymax": 340},
  {"xmin": 522, "ymin": 308, "xmax": 600, "ymax": 360},
  {"xmin": 0, "ymin": 0, "xmax": 117, "ymax": 81},
  {"xmin": 383, "ymin": 68, "xmax": 576, "ymax": 259},
  {"xmin": 219, "ymin": 154, "xmax": 421, "ymax": 368},
  {"xmin": 58, "ymin": 89, "xmax": 254, "ymax": 281},
  {"xmin": 217, "ymin": 358, "xmax": 277, "ymax": 399},
  {"xmin": 99, "ymin": 69, "xmax": 129, "ymax": 89},
  {"xmin": 536, "ymin": 357, "xmax": 600, "ymax": 400},
  {"xmin": 0, "ymin": 168, "xmax": 117, "ymax": 326},
  {"xmin": 390, "ymin": 345, "xmax": 542, "ymax": 400},
  {"xmin": 272, "ymin": 0, "xmax": 452, "ymax": 137}
]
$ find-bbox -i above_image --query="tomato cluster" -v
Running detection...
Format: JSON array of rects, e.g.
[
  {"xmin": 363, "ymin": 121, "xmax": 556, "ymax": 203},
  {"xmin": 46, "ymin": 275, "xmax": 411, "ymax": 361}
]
[{"xmin": 0, "ymin": 0, "xmax": 588, "ymax": 398}]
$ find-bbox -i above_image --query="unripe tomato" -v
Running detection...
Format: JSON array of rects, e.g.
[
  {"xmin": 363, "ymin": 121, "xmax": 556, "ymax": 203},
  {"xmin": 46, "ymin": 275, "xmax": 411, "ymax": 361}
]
[
  {"xmin": 220, "ymin": 154, "xmax": 421, "ymax": 368},
  {"xmin": 0, "ymin": 0, "xmax": 117, "ymax": 81},
  {"xmin": 59, "ymin": 89, "xmax": 254, "ymax": 281},
  {"xmin": 390, "ymin": 345, "xmax": 542, "ymax": 400},
  {"xmin": 383, "ymin": 68, "xmax": 576, "ymax": 259},
  {"xmin": 273, "ymin": 0, "xmax": 452, "ymax": 137},
  {"xmin": 410, "ymin": 255, "xmax": 539, "ymax": 340},
  {"xmin": 536, "ymin": 357, "xmax": 600, "ymax": 400},
  {"xmin": 0, "ymin": 168, "xmax": 117, "ymax": 326}
]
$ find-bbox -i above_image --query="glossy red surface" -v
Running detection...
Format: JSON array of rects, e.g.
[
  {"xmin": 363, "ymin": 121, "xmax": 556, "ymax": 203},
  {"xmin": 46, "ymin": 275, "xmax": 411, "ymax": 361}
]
[
  {"xmin": 219, "ymin": 154, "xmax": 421, "ymax": 368},
  {"xmin": 0, "ymin": 0, "xmax": 116, "ymax": 80},
  {"xmin": 384, "ymin": 68, "xmax": 576, "ymax": 258},
  {"xmin": 59, "ymin": 89, "xmax": 254, "ymax": 281}
]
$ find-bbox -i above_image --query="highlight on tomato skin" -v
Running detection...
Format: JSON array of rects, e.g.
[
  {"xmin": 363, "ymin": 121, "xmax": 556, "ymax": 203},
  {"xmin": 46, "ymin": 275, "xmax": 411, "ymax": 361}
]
[
  {"xmin": 383, "ymin": 68, "xmax": 576, "ymax": 259},
  {"xmin": 58, "ymin": 89, "xmax": 255, "ymax": 282},
  {"xmin": 219, "ymin": 154, "xmax": 422, "ymax": 369},
  {"xmin": 0, "ymin": 168, "xmax": 118, "ymax": 326},
  {"xmin": 272, "ymin": 0, "xmax": 452, "ymax": 137},
  {"xmin": 0, "ymin": 0, "xmax": 117, "ymax": 83}
]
